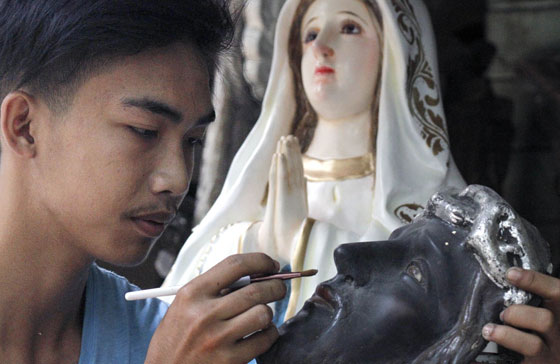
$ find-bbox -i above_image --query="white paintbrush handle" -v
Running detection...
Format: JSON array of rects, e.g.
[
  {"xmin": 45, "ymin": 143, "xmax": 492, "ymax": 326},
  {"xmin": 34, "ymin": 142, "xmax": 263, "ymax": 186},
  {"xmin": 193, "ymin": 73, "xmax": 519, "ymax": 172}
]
[
  {"xmin": 125, "ymin": 285, "xmax": 180, "ymax": 301},
  {"xmin": 124, "ymin": 276, "xmax": 252, "ymax": 301},
  {"xmin": 226, "ymin": 276, "xmax": 251, "ymax": 290}
]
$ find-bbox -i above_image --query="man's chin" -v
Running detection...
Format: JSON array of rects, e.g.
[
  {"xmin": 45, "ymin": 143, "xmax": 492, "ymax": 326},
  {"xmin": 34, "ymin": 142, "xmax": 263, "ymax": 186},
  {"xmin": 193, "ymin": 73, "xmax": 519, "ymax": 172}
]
[{"xmin": 99, "ymin": 239, "xmax": 155, "ymax": 267}]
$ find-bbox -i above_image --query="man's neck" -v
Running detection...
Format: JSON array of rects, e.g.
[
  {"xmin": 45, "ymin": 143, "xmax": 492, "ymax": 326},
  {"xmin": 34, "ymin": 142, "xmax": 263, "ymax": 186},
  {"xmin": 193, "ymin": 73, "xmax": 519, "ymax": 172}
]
[{"xmin": 0, "ymin": 177, "xmax": 91, "ymax": 363}]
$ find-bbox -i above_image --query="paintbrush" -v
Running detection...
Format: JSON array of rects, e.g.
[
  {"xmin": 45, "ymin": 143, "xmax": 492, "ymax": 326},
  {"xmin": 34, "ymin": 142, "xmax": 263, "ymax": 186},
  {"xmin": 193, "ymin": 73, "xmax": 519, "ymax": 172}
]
[{"xmin": 124, "ymin": 269, "xmax": 318, "ymax": 301}]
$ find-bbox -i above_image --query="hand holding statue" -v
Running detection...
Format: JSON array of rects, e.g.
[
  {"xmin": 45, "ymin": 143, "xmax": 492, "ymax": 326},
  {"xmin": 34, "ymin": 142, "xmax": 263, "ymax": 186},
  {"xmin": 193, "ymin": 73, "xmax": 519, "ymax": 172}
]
[
  {"xmin": 258, "ymin": 136, "xmax": 308, "ymax": 263},
  {"xmin": 483, "ymin": 268, "xmax": 560, "ymax": 363}
]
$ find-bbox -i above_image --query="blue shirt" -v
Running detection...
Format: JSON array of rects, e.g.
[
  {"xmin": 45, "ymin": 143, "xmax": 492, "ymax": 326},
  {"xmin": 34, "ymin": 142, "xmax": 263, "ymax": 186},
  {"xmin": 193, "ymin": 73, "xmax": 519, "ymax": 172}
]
[{"xmin": 78, "ymin": 264, "xmax": 168, "ymax": 364}]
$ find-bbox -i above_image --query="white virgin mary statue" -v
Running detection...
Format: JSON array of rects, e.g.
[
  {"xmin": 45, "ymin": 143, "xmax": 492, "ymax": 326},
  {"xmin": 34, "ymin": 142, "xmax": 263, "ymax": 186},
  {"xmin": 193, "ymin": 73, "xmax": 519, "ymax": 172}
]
[{"xmin": 163, "ymin": 0, "xmax": 466, "ymax": 318}]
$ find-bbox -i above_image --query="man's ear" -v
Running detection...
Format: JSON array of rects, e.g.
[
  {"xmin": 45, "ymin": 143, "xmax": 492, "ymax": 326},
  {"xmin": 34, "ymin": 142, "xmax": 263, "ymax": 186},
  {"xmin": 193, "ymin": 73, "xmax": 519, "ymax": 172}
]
[{"xmin": 1, "ymin": 91, "xmax": 38, "ymax": 158}]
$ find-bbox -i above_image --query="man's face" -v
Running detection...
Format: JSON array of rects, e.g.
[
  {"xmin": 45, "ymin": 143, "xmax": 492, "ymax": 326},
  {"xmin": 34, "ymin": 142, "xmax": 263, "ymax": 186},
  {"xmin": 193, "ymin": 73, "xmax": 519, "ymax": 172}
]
[
  {"xmin": 32, "ymin": 42, "xmax": 213, "ymax": 265},
  {"xmin": 260, "ymin": 217, "xmax": 485, "ymax": 363}
]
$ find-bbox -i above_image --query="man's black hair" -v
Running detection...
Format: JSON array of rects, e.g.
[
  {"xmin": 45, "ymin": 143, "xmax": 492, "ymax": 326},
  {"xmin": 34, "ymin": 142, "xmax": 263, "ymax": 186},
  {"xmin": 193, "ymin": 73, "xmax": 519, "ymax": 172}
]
[{"xmin": 0, "ymin": 0, "xmax": 235, "ymax": 112}]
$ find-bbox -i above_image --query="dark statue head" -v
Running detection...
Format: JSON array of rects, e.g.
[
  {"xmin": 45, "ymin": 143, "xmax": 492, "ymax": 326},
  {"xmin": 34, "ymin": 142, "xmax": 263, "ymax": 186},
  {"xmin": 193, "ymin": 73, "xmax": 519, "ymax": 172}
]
[{"xmin": 258, "ymin": 185, "xmax": 552, "ymax": 364}]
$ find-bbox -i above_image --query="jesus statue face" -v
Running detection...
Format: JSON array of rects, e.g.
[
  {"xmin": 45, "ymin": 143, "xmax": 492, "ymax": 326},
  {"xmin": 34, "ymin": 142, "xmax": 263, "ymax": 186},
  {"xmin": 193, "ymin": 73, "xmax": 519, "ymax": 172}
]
[{"xmin": 259, "ymin": 185, "xmax": 552, "ymax": 363}]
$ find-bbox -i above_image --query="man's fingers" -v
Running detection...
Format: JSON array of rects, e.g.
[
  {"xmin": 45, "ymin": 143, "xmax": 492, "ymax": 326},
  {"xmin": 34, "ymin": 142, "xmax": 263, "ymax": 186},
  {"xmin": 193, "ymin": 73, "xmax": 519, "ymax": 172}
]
[
  {"xmin": 507, "ymin": 268, "xmax": 560, "ymax": 302},
  {"xmin": 224, "ymin": 303, "xmax": 275, "ymax": 339},
  {"xmin": 235, "ymin": 325, "xmax": 279, "ymax": 363},
  {"xmin": 482, "ymin": 323, "xmax": 548, "ymax": 358},
  {"xmin": 502, "ymin": 305, "xmax": 557, "ymax": 337},
  {"xmin": 193, "ymin": 254, "xmax": 280, "ymax": 295},
  {"xmin": 217, "ymin": 279, "xmax": 287, "ymax": 319}
]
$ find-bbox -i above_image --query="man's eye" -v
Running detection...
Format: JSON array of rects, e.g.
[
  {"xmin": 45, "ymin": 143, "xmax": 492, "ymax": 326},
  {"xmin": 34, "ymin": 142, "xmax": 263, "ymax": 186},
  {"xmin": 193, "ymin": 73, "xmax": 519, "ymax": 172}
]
[
  {"xmin": 129, "ymin": 126, "xmax": 158, "ymax": 139},
  {"xmin": 406, "ymin": 263, "xmax": 423, "ymax": 284},
  {"xmin": 185, "ymin": 126, "xmax": 207, "ymax": 147},
  {"xmin": 303, "ymin": 29, "xmax": 319, "ymax": 43},
  {"xmin": 341, "ymin": 22, "xmax": 361, "ymax": 35},
  {"xmin": 186, "ymin": 137, "xmax": 204, "ymax": 146}
]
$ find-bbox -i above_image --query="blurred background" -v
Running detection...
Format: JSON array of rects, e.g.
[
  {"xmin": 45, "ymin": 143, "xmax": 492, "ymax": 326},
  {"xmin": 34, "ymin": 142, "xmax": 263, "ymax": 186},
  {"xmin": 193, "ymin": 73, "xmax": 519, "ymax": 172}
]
[{"xmin": 101, "ymin": 0, "xmax": 560, "ymax": 288}]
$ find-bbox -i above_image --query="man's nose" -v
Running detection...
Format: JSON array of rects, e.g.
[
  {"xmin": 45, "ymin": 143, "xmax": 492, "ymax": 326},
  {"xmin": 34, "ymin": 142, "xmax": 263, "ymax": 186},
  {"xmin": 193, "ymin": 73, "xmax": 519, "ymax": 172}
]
[{"xmin": 149, "ymin": 145, "xmax": 191, "ymax": 197}]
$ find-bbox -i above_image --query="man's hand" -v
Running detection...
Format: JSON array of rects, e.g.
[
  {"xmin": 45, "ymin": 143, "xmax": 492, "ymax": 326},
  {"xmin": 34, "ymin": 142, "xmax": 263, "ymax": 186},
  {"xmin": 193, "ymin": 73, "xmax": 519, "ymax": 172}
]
[
  {"xmin": 145, "ymin": 253, "xmax": 286, "ymax": 364},
  {"xmin": 482, "ymin": 268, "xmax": 560, "ymax": 363}
]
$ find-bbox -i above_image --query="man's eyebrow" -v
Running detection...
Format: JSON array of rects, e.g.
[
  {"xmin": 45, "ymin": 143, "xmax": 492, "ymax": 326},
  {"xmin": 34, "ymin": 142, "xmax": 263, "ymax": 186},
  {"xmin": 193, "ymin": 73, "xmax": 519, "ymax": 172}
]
[
  {"xmin": 195, "ymin": 109, "xmax": 216, "ymax": 127},
  {"xmin": 121, "ymin": 97, "xmax": 183, "ymax": 123}
]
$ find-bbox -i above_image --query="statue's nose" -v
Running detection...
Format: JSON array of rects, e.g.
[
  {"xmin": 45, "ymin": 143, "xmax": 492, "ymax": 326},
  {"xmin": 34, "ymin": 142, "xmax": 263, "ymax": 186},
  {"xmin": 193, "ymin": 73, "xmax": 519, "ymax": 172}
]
[
  {"xmin": 334, "ymin": 240, "xmax": 401, "ymax": 286},
  {"xmin": 333, "ymin": 242, "xmax": 375, "ymax": 284}
]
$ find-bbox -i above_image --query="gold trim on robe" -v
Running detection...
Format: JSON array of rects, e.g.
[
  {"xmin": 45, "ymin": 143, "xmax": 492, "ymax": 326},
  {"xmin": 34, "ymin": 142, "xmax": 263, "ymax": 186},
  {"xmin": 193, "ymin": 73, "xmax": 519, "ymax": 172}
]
[
  {"xmin": 302, "ymin": 153, "xmax": 375, "ymax": 182},
  {"xmin": 238, "ymin": 221, "xmax": 260, "ymax": 254},
  {"xmin": 285, "ymin": 218, "xmax": 316, "ymax": 320}
]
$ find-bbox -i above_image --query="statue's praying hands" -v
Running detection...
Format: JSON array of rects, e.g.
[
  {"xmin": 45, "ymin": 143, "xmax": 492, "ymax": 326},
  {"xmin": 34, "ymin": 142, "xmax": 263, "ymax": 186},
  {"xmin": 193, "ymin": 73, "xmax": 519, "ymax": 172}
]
[{"xmin": 258, "ymin": 136, "xmax": 308, "ymax": 264}]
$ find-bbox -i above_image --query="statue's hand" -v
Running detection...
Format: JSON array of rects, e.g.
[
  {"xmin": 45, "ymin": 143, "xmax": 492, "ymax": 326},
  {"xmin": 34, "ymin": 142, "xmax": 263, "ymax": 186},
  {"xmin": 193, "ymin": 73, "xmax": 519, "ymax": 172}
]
[
  {"xmin": 259, "ymin": 136, "xmax": 308, "ymax": 263},
  {"xmin": 482, "ymin": 268, "xmax": 560, "ymax": 363}
]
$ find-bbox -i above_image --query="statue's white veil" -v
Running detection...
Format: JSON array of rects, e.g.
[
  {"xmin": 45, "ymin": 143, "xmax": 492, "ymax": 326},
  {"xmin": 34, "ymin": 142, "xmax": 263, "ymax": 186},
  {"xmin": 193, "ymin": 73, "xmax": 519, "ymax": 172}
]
[{"xmin": 164, "ymin": 0, "xmax": 466, "ymax": 286}]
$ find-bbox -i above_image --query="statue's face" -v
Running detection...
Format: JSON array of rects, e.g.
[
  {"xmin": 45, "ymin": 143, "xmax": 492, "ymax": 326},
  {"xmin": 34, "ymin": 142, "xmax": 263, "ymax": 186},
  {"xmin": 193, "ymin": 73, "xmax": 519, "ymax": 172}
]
[
  {"xmin": 300, "ymin": 0, "xmax": 382, "ymax": 121},
  {"xmin": 259, "ymin": 217, "xmax": 487, "ymax": 363}
]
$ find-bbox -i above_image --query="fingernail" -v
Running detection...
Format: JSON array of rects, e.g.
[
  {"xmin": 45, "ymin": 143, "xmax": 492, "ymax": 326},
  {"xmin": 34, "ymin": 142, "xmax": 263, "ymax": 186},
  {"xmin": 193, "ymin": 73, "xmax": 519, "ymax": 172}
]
[
  {"xmin": 499, "ymin": 310, "xmax": 505, "ymax": 322},
  {"xmin": 482, "ymin": 324, "xmax": 495, "ymax": 340},
  {"xmin": 507, "ymin": 267, "xmax": 523, "ymax": 283}
]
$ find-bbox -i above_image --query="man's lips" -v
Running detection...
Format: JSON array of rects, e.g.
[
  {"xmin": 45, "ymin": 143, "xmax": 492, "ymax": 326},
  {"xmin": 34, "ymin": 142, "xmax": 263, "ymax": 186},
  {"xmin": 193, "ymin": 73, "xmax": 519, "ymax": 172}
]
[
  {"xmin": 315, "ymin": 65, "xmax": 335, "ymax": 75},
  {"xmin": 130, "ymin": 212, "xmax": 175, "ymax": 237}
]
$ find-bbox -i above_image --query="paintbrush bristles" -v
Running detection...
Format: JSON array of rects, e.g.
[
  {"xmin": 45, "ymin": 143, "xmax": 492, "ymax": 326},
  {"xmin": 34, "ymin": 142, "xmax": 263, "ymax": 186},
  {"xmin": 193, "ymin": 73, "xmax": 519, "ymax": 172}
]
[
  {"xmin": 250, "ymin": 269, "xmax": 318, "ymax": 283},
  {"xmin": 300, "ymin": 269, "xmax": 318, "ymax": 277}
]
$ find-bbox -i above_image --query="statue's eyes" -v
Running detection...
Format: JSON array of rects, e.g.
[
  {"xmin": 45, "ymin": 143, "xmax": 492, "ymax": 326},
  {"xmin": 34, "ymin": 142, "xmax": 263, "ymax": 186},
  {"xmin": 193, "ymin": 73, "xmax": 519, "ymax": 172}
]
[
  {"xmin": 303, "ymin": 29, "xmax": 319, "ymax": 43},
  {"xmin": 406, "ymin": 263, "xmax": 423, "ymax": 284},
  {"xmin": 341, "ymin": 21, "xmax": 362, "ymax": 35}
]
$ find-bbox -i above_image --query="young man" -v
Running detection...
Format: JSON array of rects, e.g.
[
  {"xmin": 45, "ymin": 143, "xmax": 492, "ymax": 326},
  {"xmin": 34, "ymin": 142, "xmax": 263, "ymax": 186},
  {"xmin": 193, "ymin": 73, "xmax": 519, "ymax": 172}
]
[
  {"xmin": 1, "ymin": 1, "xmax": 558, "ymax": 364},
  {"xmin": 0, "ymin": 1, "xmax": 285, "ymax": 363}
]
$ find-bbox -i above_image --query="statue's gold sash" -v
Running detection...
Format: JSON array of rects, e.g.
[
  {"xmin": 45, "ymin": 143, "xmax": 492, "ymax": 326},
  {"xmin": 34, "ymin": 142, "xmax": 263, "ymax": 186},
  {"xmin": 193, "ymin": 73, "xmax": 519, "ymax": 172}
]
[{"xmin": 302, "ymin": 153, "xmax": 375, "ymax": 182}]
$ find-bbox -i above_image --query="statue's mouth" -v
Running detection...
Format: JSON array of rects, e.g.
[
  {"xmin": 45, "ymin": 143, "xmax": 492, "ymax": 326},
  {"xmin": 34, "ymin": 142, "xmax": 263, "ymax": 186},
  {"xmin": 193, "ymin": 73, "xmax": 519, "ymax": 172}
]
[{"xmin": 308, "ymin": 284, "xmax": 338, "ymax": 313}]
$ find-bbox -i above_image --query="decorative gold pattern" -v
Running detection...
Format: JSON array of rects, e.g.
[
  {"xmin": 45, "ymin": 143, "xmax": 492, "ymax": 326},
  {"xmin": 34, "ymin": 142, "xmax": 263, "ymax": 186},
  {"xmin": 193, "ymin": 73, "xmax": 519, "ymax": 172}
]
[
  {"xmin": 394, "ymin": 203, "xmax": 424, "ymax": 223},
  {"xmin": 302, "ymin": 153, "xmax": 375, "ymax": 182},
  {"xmin": 391, "ymin": 0, "xmax": 449, "ymax": 156},
  {"xmin": 285, "ymin": 218, "xmax": 316, "ymax": 320}
]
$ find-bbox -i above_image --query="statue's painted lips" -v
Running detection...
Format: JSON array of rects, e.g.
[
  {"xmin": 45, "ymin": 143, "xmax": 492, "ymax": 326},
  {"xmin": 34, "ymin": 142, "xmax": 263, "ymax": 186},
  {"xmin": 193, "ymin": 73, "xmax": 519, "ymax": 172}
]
[
  {"xmin": 308, "ymin": 284, "xmax": 337, "ymax": 313},
  {"xmin": 315, "ymin": 65, "xmax": 335, "ymax": 75}
]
